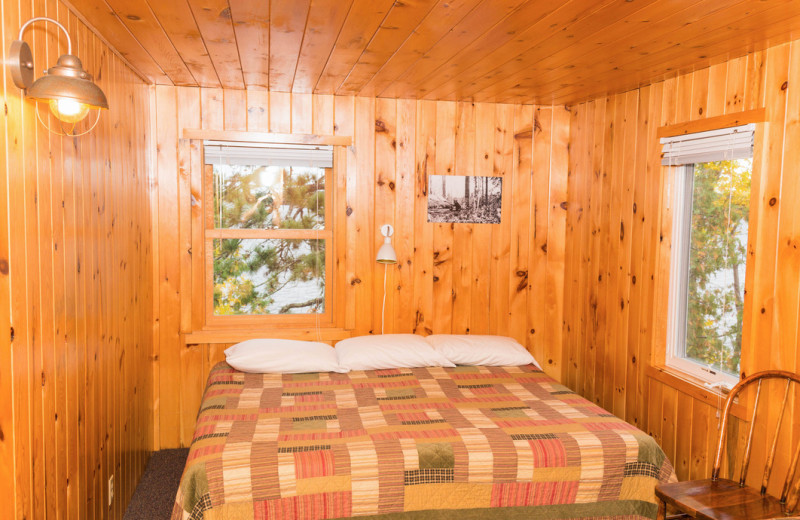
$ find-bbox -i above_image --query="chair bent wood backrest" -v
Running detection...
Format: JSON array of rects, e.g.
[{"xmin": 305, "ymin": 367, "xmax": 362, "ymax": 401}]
[{"xmin": 712, "ymin": 370, "xmax": 800, "ymax": 513}]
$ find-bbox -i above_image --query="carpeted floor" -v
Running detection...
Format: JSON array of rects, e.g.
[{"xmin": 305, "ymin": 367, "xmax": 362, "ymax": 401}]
[{"xmin": 125, "ymin": 448, "xmax": 189, "ymax": 520}]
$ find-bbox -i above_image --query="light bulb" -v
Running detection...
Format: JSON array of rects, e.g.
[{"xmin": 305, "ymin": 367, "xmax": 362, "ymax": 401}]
[{"xmin": 48, "ymin": 97, "xmax": 90, "ymax": 123}]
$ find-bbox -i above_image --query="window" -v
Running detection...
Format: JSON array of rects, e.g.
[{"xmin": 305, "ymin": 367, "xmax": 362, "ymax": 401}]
[
  {"xmin": 662, "ymin": 124, "xmax": 755, "ymax": 386},
  {"xmin": 203, "ymin": 142, "xmax": 333, "ymax": 324}
]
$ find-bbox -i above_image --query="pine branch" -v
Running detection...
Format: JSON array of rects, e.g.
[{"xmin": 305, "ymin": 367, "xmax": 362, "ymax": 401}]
[{"xmin": 279, "ymin": 297, "xmax": 323, "ymax": 314}]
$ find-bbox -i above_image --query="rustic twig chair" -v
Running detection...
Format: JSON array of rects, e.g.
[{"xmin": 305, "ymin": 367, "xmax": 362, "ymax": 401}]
[{"xmin": 655, "ymin": 370, "xmax": 800, "ymax": 520}]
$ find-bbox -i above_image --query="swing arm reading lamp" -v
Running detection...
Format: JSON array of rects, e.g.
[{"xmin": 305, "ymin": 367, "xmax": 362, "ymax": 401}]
[
  {"xmin": 376, "ymin": 224, "xmax": 397, "ymax": 335},
  {"xmin": 9, "ymin": 17, "xmax": 109, "ymax": 135}
]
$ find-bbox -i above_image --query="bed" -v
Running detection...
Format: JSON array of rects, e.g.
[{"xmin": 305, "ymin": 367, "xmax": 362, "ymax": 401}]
[{"xmin": 172, "ymin": 362, "xmax": 674, "ymax": 520}]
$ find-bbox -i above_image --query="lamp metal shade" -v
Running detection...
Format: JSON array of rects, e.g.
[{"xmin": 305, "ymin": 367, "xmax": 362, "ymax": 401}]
[
  {"xmin": 26, "ymin": 54, "xmax": 108, "ymax": 110},
  {"xmin": 376, "ymin": 240, "xmax": 397, "ymax": 264}
]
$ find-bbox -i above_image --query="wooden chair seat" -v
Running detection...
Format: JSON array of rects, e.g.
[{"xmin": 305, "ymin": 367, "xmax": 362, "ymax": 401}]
[
  {"xmin": 654, "ymin": 371, "xmax": 800, "ymax": 520},
  {"xmin": 656, "ymin": 479, "xmax": 788, "ymax": 520}
]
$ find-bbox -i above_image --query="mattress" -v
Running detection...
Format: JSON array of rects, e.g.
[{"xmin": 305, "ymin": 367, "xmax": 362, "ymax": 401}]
[{"xmin": 172, "ymin": 362, "xmax": 674, "ymax": 520}]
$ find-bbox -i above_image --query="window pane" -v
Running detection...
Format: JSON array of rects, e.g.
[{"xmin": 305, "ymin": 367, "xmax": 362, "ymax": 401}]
[
  {"xmin": 212, "ymin": 164, "xmax": 325, "ymax": 230},
  {"xmin": 213, "ymin": 238, "xmax": 325, "ymax": 315},
  {"xmin": 684, "ymin": 159, "xmax": 751, "ymax": 376}
]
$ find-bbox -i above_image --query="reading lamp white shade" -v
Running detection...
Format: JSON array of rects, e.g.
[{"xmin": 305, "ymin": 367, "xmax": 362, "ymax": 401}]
[
  {"xmin": 376, "ymin": 238, "xmax": 397, "ymax": 264},
  {"xmin": 376, "ymin": 224, "xmax": 397, "ymax": 264}
]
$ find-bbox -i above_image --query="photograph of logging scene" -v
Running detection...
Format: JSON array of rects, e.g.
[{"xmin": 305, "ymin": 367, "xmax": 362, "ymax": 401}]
[{"xmin": 427, "ymin": 174, "xmax": 503, "ymax": 224}]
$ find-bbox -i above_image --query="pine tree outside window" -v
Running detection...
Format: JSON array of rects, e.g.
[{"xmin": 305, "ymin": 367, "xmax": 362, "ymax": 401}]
[
  {"xmin": 202, "ymin": 142, "xmax": 334, "ymax": 325},
  {"xmin": 662, "ymin": 124, "xmax": 755, "ymax": 388}
]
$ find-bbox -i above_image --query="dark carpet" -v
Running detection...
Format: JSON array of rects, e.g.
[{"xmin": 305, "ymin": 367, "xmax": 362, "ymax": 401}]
[{"xmin": 125, "ymin": 448, "xmax": 189, "ymax": 520}]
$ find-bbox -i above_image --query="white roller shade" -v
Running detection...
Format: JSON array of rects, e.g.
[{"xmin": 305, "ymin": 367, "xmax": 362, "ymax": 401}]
[
  {"xmin": 660, "ymin": 124, "xmax": 755, "ymax": 165},
  {"xmin": 204, "ymin": 141, "xmax": 334, "ymax": 168}
]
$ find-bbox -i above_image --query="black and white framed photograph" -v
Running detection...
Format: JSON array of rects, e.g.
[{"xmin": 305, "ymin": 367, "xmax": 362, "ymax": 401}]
[{"xmin": 427, "ymin": 174, "xmax": 503, "ymax": 224}]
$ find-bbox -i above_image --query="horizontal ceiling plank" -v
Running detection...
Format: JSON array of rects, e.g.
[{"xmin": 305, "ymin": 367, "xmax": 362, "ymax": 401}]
[
  {"xmin": 64, "ymin": 0, "xmax": 800, "ymax": 106},
  {"xmin": 147, "ymin": 0, "xmax": 220, "ymax": 87},
  {"xmin": 357, "ymin": 0, "xmax": 484, "ymax": 97},
  {"xmin": 481, "ymin": 0, "xmax": 800, "ymax": 105},
  {"xmin": 462, "ymin": 0, "xmax": 760, "ymax": 102},
  {"xmin": 186, "ymin": 0, "xmax": 244, "ymax": 89},
  {"xmin": 65, "ymin": 0, "xmax": 171, "ymax": 83},
  {"xmin": 313, "ymin": 0, "xmax": 396, "ymax": 93},
  {"xmin": 420, "ymin": 0, "xmax": 650, "ymax": 101},
  {"xmin": 104, "ymin": 0, "xmax": 196, "ymax": 85},
  {"xmin": 292, "ymin": 0, "xmax": 354, "ymax": 93},
  {"xmin": 432, "ymin": 0, "xmax": 700, "ymax": 102},
  {"xmin": 377, "ymin": 0, "xmax": 530, "ymax": 98},
  {"xmin": 544, "ymin": 15, "xmax": 800, "ymax": 106},
  {"xmin": 335, "ymin": 0, "xmax": 440, "ymax": 95},
  {"xmin": 230, "ymin": 0, "xmax": 269, "ymax": 88},
  {"xmin": 268, "ymin": 0, "xmax": 310, "ymax": 91}
]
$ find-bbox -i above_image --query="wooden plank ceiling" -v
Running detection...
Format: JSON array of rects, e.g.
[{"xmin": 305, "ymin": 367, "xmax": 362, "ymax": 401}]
[{"xmin": 66, "ymin": 0, "xmax": 800, "ymax": 105}]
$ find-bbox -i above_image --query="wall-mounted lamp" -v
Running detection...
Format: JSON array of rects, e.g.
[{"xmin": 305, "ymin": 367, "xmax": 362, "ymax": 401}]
[
  {"xmin": 376, "ymin": 224, "xmax": 397, "ymax": 334},
  {"xmin": 9, "ymin": 17, "xmax": 108, "ymax": 135},
  {"xmin": 376, "ymin": 224, "xmax": 397, "ymax": 264}
]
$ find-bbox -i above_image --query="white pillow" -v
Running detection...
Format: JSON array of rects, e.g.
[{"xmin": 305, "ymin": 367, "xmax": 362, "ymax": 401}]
[
  {"xmin": 335, "ymin": 334, "xmax": 455, "ymax": 371},
  {"xmin": 224, "ymin": 339, "xmax": 348, "ymax": 374},
  {"xmin": 424, "ymin": 335, "xmax": 540, "ymax": 367}
]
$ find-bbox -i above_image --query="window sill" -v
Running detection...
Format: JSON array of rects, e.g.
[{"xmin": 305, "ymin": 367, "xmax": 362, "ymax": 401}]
[
  {"xmin": 183, "ymin": 328, "xmax": 352, "ymax": 345},
  {"xmin": 646, "ymin": 365, "xmax": 745, "ymax": 420}
]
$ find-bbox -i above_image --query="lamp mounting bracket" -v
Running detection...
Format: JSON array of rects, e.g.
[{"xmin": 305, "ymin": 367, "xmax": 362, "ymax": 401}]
[
  {"xmin": 10, "ymin": 40, "xmax": 33, "ymax": 89},
  {"xmin": 10, "ymin": 17, "xmax": 73, "ymax": 90}
]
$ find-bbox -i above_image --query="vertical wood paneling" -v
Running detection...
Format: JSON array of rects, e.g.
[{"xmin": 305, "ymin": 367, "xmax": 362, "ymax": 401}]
[
  {"xmin": 470, "ymin": 103, "xmax": 494, "ymax": 336},
  {"xmin": 564, "ymin": 41, "xmax": 800, "ymax": 491},
  {"xmin": 432, "ymin": 101, "xmax": 455, "ymax": 335},
  {"xmin": 489, "ymin": 104, "xmax": 513, "ymax": 336},
  {"xmin": 373, "ymin": 97, "xmax": 397, "ymax": 334},
  {"xmin": 151, "ymin": 91, "xmax": 570, "ymax": 447},
  {"xmin": 413, "ymin": 100, "xmax": 436, "ymax": 337},
  {"xmin": 529, "ymin": 107, "xmax": 551, "ymax": 366},
  {"xmin": 0, "ymin": 0, "xmax": 153, "ymax": 517},
  {"xmin": 451, "ymin": 102, "xmax": 475, "ymax": 335},
  {"xmin": 394, "ymin": 99, "xmax": 416, "ymax": 335}
]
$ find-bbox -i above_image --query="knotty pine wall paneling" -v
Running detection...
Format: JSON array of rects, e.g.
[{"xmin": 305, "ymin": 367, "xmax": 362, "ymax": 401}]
[
  {"xmin": 150, "ymin": 88, "xmax": 571, "ymax": 449},
  {"xmin": 564, "ymin": 39, "xmax": 800, "ymax": 492},
  {"xmin": 0, "ymin": 0, "xmax": 154, "ymax": 517}
]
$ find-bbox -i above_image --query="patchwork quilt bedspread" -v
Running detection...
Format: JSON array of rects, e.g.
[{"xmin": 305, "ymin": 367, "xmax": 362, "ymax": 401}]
[{"xmin": 172, "ymin": 363, "xmax": 674, "ymax": 520}]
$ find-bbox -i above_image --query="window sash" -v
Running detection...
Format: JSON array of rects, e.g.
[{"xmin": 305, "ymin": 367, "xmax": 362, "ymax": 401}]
[
  {"xmin": 204, "ymin": 236, "xmax": 332, "ymax": 322},
  {"xmin": 665, "ymin": 164, "xmax": 740, "ymax": 388},
  {"xmin": 201, "ymin": 151, "xmax": 335, "ymax": 325}
]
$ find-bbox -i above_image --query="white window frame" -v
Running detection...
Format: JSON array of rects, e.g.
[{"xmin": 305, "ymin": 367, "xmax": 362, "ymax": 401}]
[
  {"xmin": 662, "ymin": 124, "xmax": 755, "ymax": 389},
  {"xmin": 201, "ymin": 140, "xmax": 336, "ymax": 326},
  {"xmin": 665, "ymin": 164, "xmax": 740, "ymax": 388}
]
